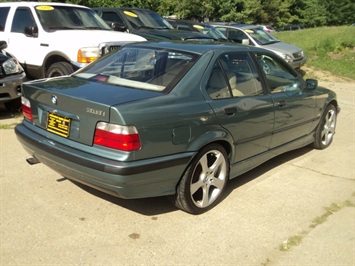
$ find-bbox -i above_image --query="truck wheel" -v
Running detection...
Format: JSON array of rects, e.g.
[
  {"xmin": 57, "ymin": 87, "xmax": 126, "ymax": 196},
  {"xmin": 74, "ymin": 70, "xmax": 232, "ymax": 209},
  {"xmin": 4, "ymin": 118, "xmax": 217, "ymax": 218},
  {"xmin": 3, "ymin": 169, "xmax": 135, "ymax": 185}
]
[
  {"xmin": 46, "ymin": 62, "xmax": 74, "ymax": 77},
  {"xmin": 4, "ymin": 98, "xmax": 21, "ymax": 112}
]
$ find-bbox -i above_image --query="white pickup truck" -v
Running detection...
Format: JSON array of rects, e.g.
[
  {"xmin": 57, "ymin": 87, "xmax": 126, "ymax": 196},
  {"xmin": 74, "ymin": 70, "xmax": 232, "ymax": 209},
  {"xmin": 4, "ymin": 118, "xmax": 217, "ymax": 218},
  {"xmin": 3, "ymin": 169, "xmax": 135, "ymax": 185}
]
[{"xmin": 0, "ymin": 2, "xmax": 146, "ymax": 79}]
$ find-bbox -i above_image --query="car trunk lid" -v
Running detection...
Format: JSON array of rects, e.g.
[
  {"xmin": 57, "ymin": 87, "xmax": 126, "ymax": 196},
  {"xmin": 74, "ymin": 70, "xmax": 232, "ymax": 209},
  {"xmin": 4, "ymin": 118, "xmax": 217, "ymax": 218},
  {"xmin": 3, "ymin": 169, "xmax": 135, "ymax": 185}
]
[{"xmin": 22, "ymin": 76, "xmax": 161, "ymax": 145}]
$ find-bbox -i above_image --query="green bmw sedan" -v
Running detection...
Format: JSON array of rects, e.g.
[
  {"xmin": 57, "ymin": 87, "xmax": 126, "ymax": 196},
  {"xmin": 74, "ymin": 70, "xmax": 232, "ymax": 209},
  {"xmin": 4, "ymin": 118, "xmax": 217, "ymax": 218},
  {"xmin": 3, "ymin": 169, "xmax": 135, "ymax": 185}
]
[{"xmin": 15, "ymin": 42, "xmax": 339, "ymax": 214}]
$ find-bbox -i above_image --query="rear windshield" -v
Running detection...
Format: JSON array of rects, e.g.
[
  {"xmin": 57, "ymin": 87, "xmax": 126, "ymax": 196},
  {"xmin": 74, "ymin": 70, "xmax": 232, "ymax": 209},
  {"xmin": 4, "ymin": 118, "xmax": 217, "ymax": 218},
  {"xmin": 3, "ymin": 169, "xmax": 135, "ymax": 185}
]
[{"xmin": 74, "ymin": 47, "xmax": 198, "ymax": 91}]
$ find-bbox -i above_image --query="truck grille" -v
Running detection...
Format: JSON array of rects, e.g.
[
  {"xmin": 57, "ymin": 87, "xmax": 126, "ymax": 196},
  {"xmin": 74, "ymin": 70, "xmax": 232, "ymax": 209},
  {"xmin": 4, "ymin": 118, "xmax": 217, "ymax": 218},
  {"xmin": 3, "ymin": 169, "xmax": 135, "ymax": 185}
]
[{"xmin": 99, "ymin": 43, "xmax": 122, "ymax": 56}]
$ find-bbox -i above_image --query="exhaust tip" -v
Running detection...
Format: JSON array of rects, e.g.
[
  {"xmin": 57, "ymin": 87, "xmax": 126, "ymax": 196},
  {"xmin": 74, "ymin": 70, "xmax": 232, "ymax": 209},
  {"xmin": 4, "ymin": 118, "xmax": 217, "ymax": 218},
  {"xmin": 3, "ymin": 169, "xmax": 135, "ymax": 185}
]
[{"xmin": 26, "ymin": 157, "xmax": 40, "ymax": 165}]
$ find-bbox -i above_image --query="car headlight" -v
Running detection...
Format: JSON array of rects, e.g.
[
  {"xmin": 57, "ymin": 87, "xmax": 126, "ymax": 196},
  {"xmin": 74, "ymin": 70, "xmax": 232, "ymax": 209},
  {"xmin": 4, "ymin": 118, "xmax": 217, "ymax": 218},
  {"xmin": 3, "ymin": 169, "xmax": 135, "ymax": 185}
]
[
  {"xmin": 274, "ymin": 51, "xmax": 293, "ymax": 63},
  {"xmin": 2, "ymin": 58, "xmax": 22, "ymax": 75},
  {"xmin": 280, "ymin": 53, "xmax": 293, "ymax": 63},
  {"xmin": 77, "ymin": 47, "xmax": 100, "ymax": 63},
  {"xmin": 283, "ymin": 54, "xmax": 293, "ymax": 63}
]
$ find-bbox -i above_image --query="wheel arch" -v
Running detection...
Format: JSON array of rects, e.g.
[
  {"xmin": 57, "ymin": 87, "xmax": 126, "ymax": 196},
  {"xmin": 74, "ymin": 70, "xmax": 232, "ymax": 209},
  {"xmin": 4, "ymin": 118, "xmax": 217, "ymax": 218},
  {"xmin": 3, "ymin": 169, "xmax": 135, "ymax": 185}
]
[
  {"xmin": 175, "ymin": 129, "xmax": 234, "ymax": 186},
  {"xmin": 43, "ymin": 51, "xmax": 73, "ymax": 76},
  {"xmin": 188, "ymin": 129, "xmax": 234, "ymax": 159},
  {"xmin": 327, "ymin": 99, "xmax": 339, "ymax": 112}
]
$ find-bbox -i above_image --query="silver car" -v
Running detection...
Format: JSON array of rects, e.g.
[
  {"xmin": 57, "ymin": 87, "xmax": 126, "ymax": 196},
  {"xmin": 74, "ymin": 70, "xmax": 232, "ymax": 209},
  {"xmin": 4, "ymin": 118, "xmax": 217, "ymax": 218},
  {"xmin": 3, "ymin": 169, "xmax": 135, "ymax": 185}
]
[{"xmin": 212, "ymin": 24, "xmax": 307, "ymax": 69}]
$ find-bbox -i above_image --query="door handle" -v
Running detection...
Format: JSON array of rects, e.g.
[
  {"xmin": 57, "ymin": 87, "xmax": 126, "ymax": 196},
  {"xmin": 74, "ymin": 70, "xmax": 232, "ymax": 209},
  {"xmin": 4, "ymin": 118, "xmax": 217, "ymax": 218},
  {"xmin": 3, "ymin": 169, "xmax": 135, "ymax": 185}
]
[{"xmin": 224, "ymin": 107, "xmax": 238, "ymax": 115}]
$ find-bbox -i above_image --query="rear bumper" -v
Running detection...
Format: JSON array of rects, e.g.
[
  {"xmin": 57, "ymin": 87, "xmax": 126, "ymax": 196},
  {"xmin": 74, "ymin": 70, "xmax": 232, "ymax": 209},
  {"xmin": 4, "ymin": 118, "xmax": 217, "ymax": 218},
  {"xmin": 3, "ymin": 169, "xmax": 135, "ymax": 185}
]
[{"xmin": 15, "ymin": 123, "xmax": 194, "ymax": 199}]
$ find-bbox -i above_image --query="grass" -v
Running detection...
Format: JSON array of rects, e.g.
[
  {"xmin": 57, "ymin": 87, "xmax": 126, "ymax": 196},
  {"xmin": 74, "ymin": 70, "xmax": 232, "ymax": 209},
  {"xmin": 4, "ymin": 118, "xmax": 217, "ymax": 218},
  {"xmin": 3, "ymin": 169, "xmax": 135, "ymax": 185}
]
[
  {"xmin": 0, "ymin": 123, "xmax": 19, "ymax": 129},
  {"xmin": 274, "ymin": 26, "xmax": 355, "ymax": 80},
  {"xmin": 278, "ymin": 195, "xmax": 355, "ymax": 252}
]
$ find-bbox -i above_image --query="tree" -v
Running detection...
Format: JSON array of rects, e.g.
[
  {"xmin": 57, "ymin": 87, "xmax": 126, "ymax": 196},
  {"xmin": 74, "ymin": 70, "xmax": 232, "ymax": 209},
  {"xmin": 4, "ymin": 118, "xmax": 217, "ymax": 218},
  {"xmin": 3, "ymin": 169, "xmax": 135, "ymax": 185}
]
[
  {"xmin": 321, "ymin": 0, "xmax": 355, "ymax": 26},
  {"xmin": 30, "ymin": 0, "xmax": 354, "ymax": 27}
]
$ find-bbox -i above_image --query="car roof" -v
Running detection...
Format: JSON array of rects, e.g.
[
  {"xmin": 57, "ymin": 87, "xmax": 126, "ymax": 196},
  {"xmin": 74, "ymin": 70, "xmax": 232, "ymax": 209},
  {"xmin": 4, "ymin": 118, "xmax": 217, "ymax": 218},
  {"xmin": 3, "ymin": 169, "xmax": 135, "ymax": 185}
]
[
  {"xmin": 213, "ymin": 24, "xmax": 261, "ymax": 30},
  {"xmin": 169, "ymin": 19, "xmax": 213, "ymax": 28},
  {"xmin": 0, "ymin": 2, "xmax": 88, "ymax": 8},
  {"xmin": 93, "ymin": 7, "xmax": 155, "ymax": 12},
  {"xmin": 125, "ymin": 41, "xmax": 266, "ymax": 55}
]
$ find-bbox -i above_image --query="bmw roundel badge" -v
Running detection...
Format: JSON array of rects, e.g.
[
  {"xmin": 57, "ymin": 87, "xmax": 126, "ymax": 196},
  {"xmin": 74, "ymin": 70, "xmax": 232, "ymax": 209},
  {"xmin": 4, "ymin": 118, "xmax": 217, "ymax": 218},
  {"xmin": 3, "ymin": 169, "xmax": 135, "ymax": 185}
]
[{"xmin": 51, "ymin": 95, "xmax": 58, "ymax": 105}]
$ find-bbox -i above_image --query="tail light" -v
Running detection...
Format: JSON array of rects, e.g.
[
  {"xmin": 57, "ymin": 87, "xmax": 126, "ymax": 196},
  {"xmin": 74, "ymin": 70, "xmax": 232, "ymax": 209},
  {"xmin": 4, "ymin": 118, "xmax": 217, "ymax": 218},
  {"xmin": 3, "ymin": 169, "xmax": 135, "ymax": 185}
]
[
  {"xmin": 94, "ymin": 122, "xmax": 141, "ymax": 151},
  {"xmin": 21, "ymin": 97, "xmax": 33, "ymax": 121}
]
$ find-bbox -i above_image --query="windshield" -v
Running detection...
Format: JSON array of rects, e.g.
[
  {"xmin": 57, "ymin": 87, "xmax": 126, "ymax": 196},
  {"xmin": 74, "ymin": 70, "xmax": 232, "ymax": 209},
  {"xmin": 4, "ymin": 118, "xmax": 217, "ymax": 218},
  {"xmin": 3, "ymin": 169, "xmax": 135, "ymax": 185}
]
[
  {"xmin": 122, "ymin": 9, "xmax": 174, "ymax": 30},
  {"xmin": 74, "ymin": 47, "xmax": 198, "ymax": 91},
  {"xmin": 35, "ymin": 5, "xmax": 111, "ymax": 31},
  {"xmin": 246, "ymin": 27, "xmax": 279, "ymax": 45}
]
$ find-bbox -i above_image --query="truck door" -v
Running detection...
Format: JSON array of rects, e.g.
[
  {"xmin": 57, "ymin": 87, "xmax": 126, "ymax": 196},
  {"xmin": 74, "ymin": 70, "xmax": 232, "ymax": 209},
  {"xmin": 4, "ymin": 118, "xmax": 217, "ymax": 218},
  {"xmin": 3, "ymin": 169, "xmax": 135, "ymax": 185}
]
[{"xmin": 4, "ymin": 6, "xmax": 42, "ymax": 70}]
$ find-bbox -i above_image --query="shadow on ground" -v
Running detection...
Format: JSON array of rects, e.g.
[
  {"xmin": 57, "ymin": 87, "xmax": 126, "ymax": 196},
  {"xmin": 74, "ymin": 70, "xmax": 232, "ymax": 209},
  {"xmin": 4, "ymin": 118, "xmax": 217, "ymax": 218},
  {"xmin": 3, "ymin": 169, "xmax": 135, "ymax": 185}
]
[{"xmin": 67, "ymin": 146, "xmax": 313, "ymax": 216}]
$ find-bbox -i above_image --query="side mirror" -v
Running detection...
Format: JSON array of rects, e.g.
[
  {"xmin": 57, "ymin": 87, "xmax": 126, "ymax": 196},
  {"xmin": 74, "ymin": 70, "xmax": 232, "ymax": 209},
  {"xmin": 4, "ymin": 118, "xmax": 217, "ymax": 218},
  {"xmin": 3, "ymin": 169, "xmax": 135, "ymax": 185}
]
[
  {"xmin": 305, "ymin": 79, "xmax": 318, "ymax": 90},
  {"xmin": 110, "ymin": 22, "xmax": 127, "ymax": 32},
  {"xmin": 241, "ymin": 38, "xmax": 250, "ymax": 45},
  {"xmin": 0, "ymin": 41, "xmax": 7, "ymax": 50},
  {"xmin": 24, "ymin": 26, "xmax": 38, "ymax": 37}
]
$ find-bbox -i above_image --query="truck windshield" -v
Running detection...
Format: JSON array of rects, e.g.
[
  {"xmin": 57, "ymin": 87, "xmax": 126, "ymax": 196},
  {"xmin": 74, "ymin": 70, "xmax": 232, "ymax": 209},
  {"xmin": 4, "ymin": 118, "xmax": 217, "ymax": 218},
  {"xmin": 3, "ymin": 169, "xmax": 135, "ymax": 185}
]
[
  {"xmin": 35, "ymin": 5, "xmax": 111, "ymax": 31},
  {"xmin": 122, "ymin": 9, "xmax": 174, "ymax": 30}
]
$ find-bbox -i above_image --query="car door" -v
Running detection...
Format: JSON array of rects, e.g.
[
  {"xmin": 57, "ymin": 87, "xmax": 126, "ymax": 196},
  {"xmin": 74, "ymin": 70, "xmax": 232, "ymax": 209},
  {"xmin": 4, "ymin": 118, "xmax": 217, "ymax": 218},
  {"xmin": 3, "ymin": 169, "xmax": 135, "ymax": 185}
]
[
  {"xmin": 254, "ymin": 52, "xmax": 316, "ymax": 148},
  {"xmin": 206, "ymin": 52, "xmax": 274, "ymax": 163}
]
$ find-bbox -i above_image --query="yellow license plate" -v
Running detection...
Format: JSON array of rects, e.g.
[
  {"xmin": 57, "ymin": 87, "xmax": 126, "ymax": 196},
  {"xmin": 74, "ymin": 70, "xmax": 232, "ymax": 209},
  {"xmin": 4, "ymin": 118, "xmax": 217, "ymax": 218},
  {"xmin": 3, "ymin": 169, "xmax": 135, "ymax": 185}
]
[{"xmin": 47, "ymin": 112, "xmax": 71, "ymax": 138}]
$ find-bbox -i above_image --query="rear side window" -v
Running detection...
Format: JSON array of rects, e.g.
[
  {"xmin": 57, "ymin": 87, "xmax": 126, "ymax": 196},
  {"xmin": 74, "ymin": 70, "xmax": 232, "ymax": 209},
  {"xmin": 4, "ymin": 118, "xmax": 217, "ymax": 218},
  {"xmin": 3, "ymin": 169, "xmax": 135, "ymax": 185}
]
[
  {"xmin": 11, "ymin": 7, "xmax": 36, "ymax": 34},
  {"xmin": 0, "ymin": 7, "xmax": 10, "ymax": 31}
]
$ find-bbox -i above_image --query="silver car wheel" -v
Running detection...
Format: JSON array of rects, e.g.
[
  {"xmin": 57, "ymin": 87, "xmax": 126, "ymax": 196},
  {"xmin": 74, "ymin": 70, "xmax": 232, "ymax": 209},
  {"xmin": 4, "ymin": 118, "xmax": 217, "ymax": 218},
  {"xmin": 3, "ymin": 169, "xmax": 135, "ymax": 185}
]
[
  {"xmin": 174, "ymin": 144, "xmax": 229, "ymax": 214},
  {"xmin": 321, "ymin": 108, "xmax": 336, "ymax": 146},
  {"xmin": 190, "ymin": 149, "xmax": 228, "ymax": 208},
  {"xmin": 313, "ymin": 104, "xmax": 337, "ymax": 150}
]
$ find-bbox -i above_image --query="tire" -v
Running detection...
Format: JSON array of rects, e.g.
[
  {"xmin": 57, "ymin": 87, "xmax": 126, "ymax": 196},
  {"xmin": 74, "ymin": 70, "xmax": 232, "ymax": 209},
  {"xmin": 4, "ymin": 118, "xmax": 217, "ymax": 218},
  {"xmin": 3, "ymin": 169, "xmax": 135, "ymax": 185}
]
[
  {"xmin": 4, "ymin": 98, "xmax": 21, "ymax": 112},
  {"xmin": 174, "ymin": 144, "xmax": 229, "ymax": 214},
  {"xmin": 313, "ymin": 104, "xmax": 337, "ymax": 150},
  {"xmin": 46, "ymin": 62, "xmax": 74, "ymax": 78}
]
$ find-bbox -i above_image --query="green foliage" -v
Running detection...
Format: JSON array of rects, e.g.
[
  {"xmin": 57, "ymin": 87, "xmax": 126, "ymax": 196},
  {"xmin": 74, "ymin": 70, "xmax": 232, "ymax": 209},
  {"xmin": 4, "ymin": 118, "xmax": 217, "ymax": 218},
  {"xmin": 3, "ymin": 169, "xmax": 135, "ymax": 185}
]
[
  {"xmin": 2, "ymin": 0, "xmax": 354, "ymax": 27},
  {"xmin": 275, "ymin": 26, "xmax": 355, "ymax": 79}
]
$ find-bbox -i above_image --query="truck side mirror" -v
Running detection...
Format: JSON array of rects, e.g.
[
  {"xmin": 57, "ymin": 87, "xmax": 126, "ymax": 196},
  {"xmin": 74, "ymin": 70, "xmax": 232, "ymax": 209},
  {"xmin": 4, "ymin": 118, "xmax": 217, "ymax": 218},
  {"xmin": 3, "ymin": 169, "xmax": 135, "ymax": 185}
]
[
  {"xmin": 25, "ymin": 26, "xmax": 38, "ymax": 37},
  {"xmin": 0, "ymin": 41, "xmax": 7, "ymax": 50},
  {"xmin": 110, "ymin": 22, "xmax": 127, "ymax": 32}
]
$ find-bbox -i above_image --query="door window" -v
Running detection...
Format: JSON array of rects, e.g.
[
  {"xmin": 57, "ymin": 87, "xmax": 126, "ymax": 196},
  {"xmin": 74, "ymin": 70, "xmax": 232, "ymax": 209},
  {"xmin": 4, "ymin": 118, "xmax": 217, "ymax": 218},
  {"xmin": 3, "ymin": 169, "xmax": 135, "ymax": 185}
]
[
  {"xmin": 228, "ymin": 29, "xmax": 248, "ymax": 44},
  {"xmin": 256, "ymin": 54, "xmax": 301, "ymax": 93},
  {"xmin": 11, "ymin": 7, "xmax": 36, "ymax": 34},
  {"xmin": 206, "ymin": 53, "xmax": 263, "ymax": 99},
  {"xmin": 101, "ymin": 11, "xmax": 124, "ymax": 24},
  {"xmin": 0, "ymin": 7, "xmax": 10, "ymax": 31}
]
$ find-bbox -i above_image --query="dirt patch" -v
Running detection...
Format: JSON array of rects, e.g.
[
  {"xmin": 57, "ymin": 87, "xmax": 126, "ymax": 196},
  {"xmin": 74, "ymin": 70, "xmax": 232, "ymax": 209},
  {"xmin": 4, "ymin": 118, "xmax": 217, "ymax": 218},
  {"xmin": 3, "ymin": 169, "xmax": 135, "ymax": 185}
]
[{"xmin": 302, "ymin": 66, "xmax": 355, "ymax": 83}]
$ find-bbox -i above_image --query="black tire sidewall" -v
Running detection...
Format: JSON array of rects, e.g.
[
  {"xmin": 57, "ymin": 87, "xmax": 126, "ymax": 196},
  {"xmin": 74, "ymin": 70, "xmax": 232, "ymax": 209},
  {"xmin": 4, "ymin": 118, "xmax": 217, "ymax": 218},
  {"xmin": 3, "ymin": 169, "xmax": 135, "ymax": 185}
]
[{"xmin": 46, "ymin": 62, "xmax": 74, "ymax": 78}]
